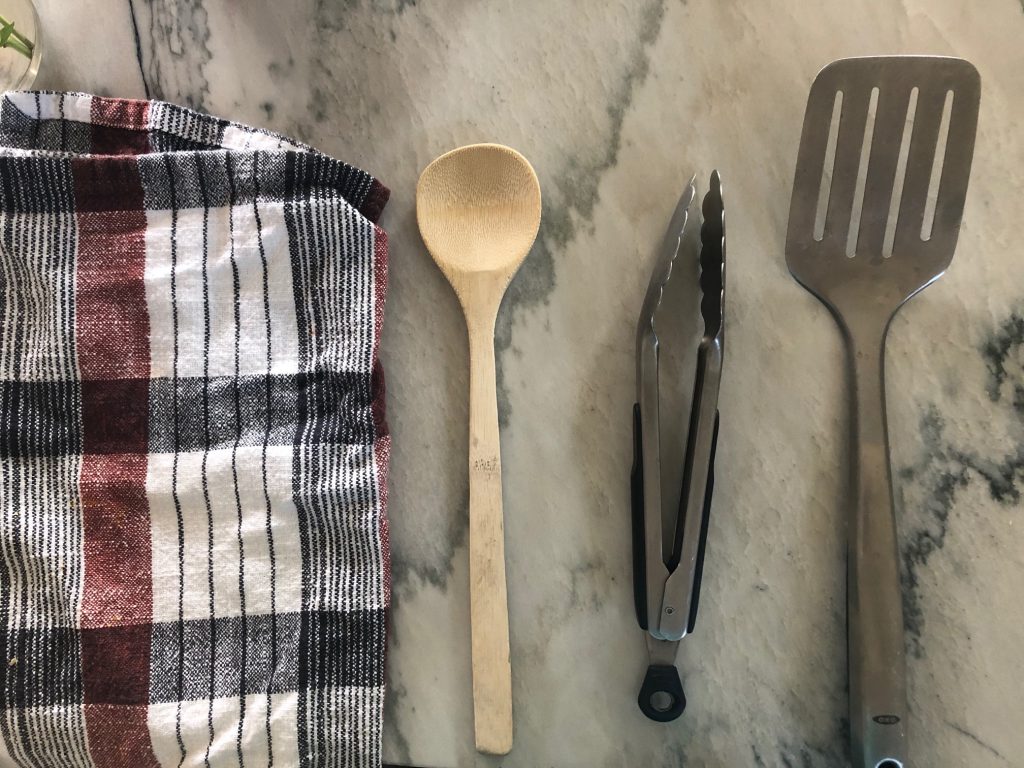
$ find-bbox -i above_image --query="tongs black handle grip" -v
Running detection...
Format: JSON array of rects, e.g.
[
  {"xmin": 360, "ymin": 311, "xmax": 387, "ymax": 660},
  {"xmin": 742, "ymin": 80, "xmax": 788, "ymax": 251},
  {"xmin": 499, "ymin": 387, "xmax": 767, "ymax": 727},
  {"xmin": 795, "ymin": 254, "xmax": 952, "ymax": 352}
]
[
  {"xmin": 630, "ymin": 403, "xmax": 648, "ymax": 630},
  {"xmin": 686, "ymin": 410, "xmax": 719, "ymax": 633}
]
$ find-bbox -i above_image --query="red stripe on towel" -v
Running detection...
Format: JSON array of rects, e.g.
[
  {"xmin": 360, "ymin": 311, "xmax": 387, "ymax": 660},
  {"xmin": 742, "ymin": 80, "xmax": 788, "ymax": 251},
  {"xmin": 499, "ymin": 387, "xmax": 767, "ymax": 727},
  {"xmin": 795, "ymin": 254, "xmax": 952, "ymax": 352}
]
[
  {"xmin": 73, "ymin": 140, "xmax": 160, "ymax": 767},
  {"xmin": 90, "ymin": 96, "xmax": 151, "ymax": 156},
  {"xmin": 371, "ymin": 226, "xmax": 391, "ymax": 606}
]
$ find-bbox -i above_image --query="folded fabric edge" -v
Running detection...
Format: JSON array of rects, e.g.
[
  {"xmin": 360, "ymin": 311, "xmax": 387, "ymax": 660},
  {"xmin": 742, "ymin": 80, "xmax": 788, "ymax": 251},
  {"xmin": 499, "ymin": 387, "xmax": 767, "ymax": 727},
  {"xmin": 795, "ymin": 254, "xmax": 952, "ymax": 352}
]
[{"xmin": 0, "ymin": 90, "xmax": 391, "ymax": 224}]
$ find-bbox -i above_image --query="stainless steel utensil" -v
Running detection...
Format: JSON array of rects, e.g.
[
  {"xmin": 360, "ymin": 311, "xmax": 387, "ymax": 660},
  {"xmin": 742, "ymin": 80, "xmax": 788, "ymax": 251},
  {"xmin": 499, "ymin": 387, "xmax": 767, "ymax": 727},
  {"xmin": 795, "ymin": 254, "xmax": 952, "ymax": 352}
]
[
  {"xmin": 786, "ymin": 56, "xmax": 980, "ymax": 768},
  {"xmin": 631, "ymin": 171, "xmax": 725, "ymax": 721}
]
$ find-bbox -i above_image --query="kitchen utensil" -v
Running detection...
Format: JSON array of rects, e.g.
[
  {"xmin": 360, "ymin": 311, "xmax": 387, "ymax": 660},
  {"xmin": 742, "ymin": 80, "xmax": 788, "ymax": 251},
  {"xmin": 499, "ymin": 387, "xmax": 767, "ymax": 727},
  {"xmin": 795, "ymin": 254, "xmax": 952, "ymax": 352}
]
[
  {"xmin": 416, "ymin": 143, "xmax": 542, "ymax": 755},
  {"xmin": 786, "ymin": 56, "xmax": 980, "ymax": 768},
  {"xmin": 631, "ymin": 171, "xmax": 725, "ymax": 722}
]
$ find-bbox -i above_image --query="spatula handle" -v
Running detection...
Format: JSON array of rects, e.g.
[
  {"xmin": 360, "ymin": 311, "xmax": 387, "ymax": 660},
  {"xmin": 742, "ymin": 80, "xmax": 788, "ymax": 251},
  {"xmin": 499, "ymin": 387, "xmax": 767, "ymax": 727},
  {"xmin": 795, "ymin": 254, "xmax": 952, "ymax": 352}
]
[
  {"xmin": 848, "ymin": 330, "xmax": 907, "ymax": 768},
  {"xmin": 466, "ymin": 311, "xmax": 513, "ymax": 755}
]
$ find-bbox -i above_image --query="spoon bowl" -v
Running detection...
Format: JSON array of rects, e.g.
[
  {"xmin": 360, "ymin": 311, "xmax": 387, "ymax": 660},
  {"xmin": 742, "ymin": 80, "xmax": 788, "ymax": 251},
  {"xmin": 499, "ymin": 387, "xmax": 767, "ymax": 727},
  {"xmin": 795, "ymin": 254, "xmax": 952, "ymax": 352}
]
[
  {"xmin": 418, "ymin": 143, "xmax": 541, "ymax": 279},
  {"xmin": 416, "ymin": 143, "xmax": 541, "ymax": 756}
]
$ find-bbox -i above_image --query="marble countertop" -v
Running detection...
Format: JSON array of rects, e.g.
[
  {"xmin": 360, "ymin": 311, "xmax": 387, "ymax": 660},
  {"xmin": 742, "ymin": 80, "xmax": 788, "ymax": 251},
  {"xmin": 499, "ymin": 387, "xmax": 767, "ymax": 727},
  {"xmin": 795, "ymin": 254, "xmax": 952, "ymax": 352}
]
[{"xmin": 33, "ymin": 1, "xmax": 1024, "ymax": 765}]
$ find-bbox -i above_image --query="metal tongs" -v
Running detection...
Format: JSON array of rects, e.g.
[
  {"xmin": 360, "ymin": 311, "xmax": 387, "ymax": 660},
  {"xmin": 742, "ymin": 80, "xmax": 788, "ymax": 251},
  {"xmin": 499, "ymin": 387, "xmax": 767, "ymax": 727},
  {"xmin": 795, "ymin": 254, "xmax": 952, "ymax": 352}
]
[{"xmin": 630, "ymin": 171, "xmax": 725, "ymax": 721}]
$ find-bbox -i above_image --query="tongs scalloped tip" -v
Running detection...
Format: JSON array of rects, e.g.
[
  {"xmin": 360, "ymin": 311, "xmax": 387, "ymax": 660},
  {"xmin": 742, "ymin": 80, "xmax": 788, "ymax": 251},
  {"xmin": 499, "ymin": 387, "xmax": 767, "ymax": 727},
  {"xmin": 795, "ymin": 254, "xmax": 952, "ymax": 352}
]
[
  {"xmin": 639, "ymin": 176, "xmax": 697, "ymax": 336},
  {"xmin": 698, "ymin": 169, "xmax": 725, "ymax": 339}
]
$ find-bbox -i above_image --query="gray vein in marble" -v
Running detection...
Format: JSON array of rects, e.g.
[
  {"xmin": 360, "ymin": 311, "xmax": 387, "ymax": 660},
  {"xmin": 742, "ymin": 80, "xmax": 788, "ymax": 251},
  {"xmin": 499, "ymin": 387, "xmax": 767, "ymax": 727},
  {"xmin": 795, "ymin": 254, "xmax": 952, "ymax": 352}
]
[
  {"xmin": 262, "ymin": 58, "xmax": 296, "ymax": 130},
  {"xmin": 317, "ymin": 0, "xmax": 418, "ymax": 31},
  {"xmin": 127, "ymin": 0, "xmax": 150, "ymax": 99},
  {"xmin": 383, "ymin": 679, "xmax": 413, "ymax": 767},
  {"xmin": 390, "ymin": 486, "xmax": 469, "ymax": 591},
  {"xmin": 898, "ymin": 308, "xmax": 1024, "ymax": 658},
  {"xmin": 898, "ymin": 406, "xmax": 968, "ymax": 658},
  {"xmin": 750, "ymin": 707, "xmax": 848, "ymax": 768},
  {"xmin": 946, "ymin": 719, "xmax": 1010, "ymax": 764},
  {"xmin": 983, "ymin": 312, "xmax": 1024, "ymax": 414},
  {"xmin": 566, "ymin": 556, "xmax": 612, "ymax": 612},
  {"xmin": 494, "ymin": 0, "xmax": 666, "ymax": 425},
  {"xmin": 774, "ymin": 741, "xmax": 847, "ymax": 768},
  {"xmin": 391, "ymin": 0, "xmax": 418, "ymax": 15},
  {"xmin": 132, "ymin": 0, "xmax": 212, "ymax": 109}
]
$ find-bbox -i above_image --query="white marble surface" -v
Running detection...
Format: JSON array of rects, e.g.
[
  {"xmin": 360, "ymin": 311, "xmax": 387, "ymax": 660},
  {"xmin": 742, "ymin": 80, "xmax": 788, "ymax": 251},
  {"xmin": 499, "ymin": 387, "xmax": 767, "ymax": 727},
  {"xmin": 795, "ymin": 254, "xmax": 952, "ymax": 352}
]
[{"xmin": 30, "ymin": 1, "xmax": 1024, "ymax": 765}]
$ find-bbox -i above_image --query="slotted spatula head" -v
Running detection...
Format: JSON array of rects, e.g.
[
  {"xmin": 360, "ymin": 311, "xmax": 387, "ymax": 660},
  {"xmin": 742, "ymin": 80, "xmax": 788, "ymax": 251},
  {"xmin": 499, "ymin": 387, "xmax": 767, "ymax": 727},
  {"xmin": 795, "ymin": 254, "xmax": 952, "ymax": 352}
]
[{"xmin": 787, "ymin": 56, "xmax": 980, "ymax": 322}]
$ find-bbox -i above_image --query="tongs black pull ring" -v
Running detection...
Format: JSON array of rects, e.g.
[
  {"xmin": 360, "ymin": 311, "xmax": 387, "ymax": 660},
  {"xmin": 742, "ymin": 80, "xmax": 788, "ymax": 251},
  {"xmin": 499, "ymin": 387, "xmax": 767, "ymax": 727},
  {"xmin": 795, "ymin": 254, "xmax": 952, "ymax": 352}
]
[{"xmin": 638, "ymin": 664, "xmax": 686, "ymax": 722}]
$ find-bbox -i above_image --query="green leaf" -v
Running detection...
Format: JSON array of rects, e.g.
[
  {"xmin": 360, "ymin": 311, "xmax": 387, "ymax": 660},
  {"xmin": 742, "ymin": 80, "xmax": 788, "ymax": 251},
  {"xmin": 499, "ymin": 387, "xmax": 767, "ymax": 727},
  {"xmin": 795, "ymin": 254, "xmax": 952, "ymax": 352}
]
[{"xmin": 0, "ymin": 22, "xmax": 13, "ymax": 47}]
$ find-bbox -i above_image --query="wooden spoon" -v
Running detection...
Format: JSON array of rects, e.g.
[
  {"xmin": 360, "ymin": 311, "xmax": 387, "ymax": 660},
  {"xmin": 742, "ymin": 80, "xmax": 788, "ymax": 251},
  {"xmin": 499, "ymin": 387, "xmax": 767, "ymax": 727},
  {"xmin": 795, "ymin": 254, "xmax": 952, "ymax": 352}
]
[{"xmin": 416, "ymin": 143, "xmax": 542, "ymax": 755}]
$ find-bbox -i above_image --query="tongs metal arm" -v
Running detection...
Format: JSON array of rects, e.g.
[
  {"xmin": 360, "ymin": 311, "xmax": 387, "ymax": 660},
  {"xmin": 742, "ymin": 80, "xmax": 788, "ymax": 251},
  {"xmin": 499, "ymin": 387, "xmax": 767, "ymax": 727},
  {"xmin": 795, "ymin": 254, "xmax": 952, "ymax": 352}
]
[
  {"xmin": 659, "ymin": 337, "xmax": 721, "ymax": 640},
  {"xmin": 631, "ymin": 182, "xmax": 695, "ymax": 636}
]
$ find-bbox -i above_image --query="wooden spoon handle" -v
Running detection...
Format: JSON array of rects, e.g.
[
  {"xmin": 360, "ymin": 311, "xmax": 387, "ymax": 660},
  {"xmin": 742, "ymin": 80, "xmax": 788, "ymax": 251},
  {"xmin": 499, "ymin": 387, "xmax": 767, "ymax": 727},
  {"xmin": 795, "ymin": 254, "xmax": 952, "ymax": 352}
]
[{"xmin": 466, "ymin": 312, "xmax": 513, "ymax": 755}]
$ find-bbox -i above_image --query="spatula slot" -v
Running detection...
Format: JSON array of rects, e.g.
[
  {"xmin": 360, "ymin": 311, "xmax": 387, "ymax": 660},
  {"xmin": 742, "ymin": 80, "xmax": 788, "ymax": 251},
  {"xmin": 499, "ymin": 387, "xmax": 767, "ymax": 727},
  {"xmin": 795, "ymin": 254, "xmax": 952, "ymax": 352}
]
[
  {"xmin": 788, "ymin": 56, "xmax": 979, "ymax": 296},
  {"xmin": 883, "ymin": 87, "xmax": 919, "ymax": 258},
  {"xmin": 846, "ymin": 87, "xmax": 880, "ymax": 257},
  {"xmin": 813, "ymin": 90, "xmax": 843, "ymax": 243},
  {"xmin": 921, "ymin": 90, "xmax": 954, "ymax": 242}
]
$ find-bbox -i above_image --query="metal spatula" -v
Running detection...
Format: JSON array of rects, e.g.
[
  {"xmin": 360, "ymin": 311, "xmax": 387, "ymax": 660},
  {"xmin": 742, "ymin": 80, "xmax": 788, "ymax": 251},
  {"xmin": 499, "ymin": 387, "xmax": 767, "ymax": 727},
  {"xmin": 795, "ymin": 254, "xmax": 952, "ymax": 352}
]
[{"xmin": 786, "ymin": 56, "xmax": 980, "ymax": 768}]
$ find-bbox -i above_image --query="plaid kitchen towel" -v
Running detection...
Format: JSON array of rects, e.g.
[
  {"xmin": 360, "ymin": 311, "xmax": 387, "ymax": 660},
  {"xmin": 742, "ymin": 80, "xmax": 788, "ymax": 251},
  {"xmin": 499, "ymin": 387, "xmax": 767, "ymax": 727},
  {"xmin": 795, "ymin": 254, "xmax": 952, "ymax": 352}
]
[{"xmin": 0, "ymin": 92, "xmax": 391, "ymax": 767}]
